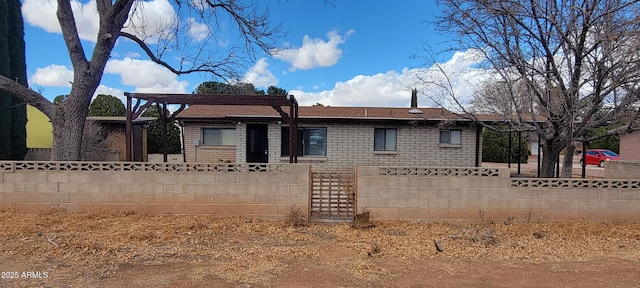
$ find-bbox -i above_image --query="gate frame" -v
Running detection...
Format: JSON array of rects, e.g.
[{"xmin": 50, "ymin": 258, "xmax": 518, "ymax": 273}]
[{"xmin": 308, "ymin": 166, "xmax": 358, "ymax": 221}]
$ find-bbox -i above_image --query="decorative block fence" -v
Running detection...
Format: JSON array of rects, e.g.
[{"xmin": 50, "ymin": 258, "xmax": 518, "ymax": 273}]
[
  {"xmin": 0, "ymin": 162, "xmax": 309, "ymax": 218},
  {"xmin": 0, "ymin": 161, "xmax": 639, "ymax": 221},
  {"xmin": 358, "ymin": 166, "xmax": 640, "ymax": 221}
]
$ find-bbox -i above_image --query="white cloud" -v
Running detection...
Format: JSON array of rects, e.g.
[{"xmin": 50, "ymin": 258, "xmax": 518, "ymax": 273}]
[
  {"xmin": 242, "ymin": 58, "xmax": 278, "ymax": 88},
  {"xmin": 22, "ymin": 0, "xmax": 99, "ymax": 41},
  {"xmin": 105, "ymin": 57, "xmax": 188, "ymax": 93},
  {"xmin": 126, "ymin": 52, "xmax": 142, "ymax": 58},
  {"xmin": 134, "ymin": 82, "xmax": 189, "ymax": 94},
  {"xmin": 187, "ymin": 17, "xmax": 209, "ymax": 42},
  {"xmin": 272, "ymin": 30, "xmax": 353, "ymax": 71},
  {"xmin": 28, "ymin": 60, "xmax": 185, "ymax": 100},
  {"xmin": 291, "ymin": 70, "xmax": 412, "ymax": 107},
  {"xmin": 29, "ymin": 64, "xmax": 74, "ymax": 87},
  {"xmin": 189, "ymin": 0, "xmax": 205, "ymax": 11},
  {"xmin": 125, "ymin": 0, "xmax": 178, "ymax": 43},
  {"xmin": 291, "ymin": 49, "xmax": 490, "ymax": 109},
  {"xmin": 94, "ymin": 85, "xmax": 126, "ymax": 103},
  {"xmin": 22, "ymin": 0, "xmax": 177, "ymax": 43}
]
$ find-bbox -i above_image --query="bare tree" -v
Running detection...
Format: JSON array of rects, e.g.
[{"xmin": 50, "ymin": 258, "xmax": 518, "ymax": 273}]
[
  {"xmin": 80, "ymin": 121, "xmax": 119, "ymax": 161},
  {"xmin": 470, "ymin": 80, "xmax": 535, "ymax": 118},
  {"xmin": 430, "ymin": 0, "xmax": 640, "ymax": 177},
  {"xmin": 0, "ymin": 0, "xmax": 281, "ymax": 160}
]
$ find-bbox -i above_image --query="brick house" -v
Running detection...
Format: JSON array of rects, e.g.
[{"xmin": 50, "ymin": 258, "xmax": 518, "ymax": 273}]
[
  {"xmin": 176, "ymin": 105, "xmax": 483, "ymax": 170},
  {"xmin": 620, "ymin": 130, "xmax": 640, "ymax": 161}
]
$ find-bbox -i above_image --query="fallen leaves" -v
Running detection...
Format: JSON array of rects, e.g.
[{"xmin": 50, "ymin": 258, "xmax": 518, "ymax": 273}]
[{"xmin": 0, "ymin": 209, "xmax": 639, "ymax": 285}]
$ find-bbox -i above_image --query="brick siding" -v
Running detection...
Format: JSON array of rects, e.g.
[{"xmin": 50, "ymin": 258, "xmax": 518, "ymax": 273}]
[{"xmin": 183, "ymin": 122, "xmax": 481, "ymax": 170}]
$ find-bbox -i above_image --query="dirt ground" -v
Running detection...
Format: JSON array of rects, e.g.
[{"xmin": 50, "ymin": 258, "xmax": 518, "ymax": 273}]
[{"xmin": 1, "ymin": 210, "xmax": 639, "ymax": 288}]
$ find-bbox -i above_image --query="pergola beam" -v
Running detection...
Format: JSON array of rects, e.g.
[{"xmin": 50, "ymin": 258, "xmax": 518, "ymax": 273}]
[{"xmin": 124, "ymin": 92, "xmax": 298, "ymax": 163}]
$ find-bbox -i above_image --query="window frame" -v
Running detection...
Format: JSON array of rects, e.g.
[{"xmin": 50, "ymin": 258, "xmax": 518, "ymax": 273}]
[
  {"xmin": 201, "ymin": 128, "xmax": 236, "ymax": 146},
  {"xmin": 374, "ymin": 128, "xmax": 397, "ymax": 151},
  {"xmin": 281, "ymin": 127, "xmax": 327, "ymax": 157},
  {"xmin": 439, "ymin": 129, "xmax": 462, "ymax": 145}
]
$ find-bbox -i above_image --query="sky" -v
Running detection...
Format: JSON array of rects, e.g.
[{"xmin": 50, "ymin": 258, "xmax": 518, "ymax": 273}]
[{"xmin": 21, "ymin": 0, "xmax": 488, "ymax": 108}]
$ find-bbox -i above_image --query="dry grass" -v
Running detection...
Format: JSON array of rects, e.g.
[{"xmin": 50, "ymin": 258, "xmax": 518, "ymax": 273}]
[
  {"xmin": 1, "ymin": 209, "xmax": 639, "ymax": 286},
  {"xmin": 283, "ymin": 205, "xmax": 307, "ymax": 227}
]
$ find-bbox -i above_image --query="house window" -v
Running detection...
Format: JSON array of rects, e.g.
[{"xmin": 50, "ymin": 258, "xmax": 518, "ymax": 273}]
[
  {"xmin": 281, "ymin": 127, "xmax": 327, "ymax": 156},
  {"xmin": 374, "ymin": 128, "xmax": 397, "ymax": 151},
  {"xmin": 440, "ymin": 129, "xmax": 461, "ymax": 145},
  {"xmin": 202, "ymin": 128, "xmax": 235, "ymax": 146}
]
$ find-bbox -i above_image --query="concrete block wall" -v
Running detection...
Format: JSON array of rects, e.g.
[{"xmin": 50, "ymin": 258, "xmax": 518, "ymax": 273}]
[
  {"xmin": 358, "ymin": 166, "xmax": 640, "ymax": 222},
  {"xmin": 24, "ymin": 148, "xmax": 52, "ymax": 161},
  {"xmin": 148, "ymin": 154, "xmax": 184, "ymax": 163},
  {"xmin": 606, "ymin": 161, "xmax": 640, "ymax": 179},
  {"xmin": 196, "ymin": 146, "xmax": 236, "ymax": 163},
  {"xmin": 620, "ymin": 130, "xmax": 640, "ymax": 161},
  {"xmin": 278, "ymin": 123, "xmax": 479, "ymax": 170},
  {"xmin": 0, "ymin": 162, "xmax": 310, "ymax": 218},
  {"xmin": 3, "ymin": 161, "xmax": 637, "ymax": 222}
]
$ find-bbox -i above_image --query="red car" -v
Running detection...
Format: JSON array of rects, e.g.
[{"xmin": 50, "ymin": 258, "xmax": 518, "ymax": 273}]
[{"xmin": 580, "ymin": 149, "xmax": 619, "ymax": 167}]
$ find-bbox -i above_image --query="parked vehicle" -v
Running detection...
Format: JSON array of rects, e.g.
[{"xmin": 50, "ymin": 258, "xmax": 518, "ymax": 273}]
[{"xmin": 580, "ymin": 149, "xmax": 619, "ymax": 167}]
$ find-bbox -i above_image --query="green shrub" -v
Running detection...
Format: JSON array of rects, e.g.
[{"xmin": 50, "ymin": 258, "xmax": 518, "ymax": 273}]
[
  {"xmin": 586, "ymin": 126, "xmax": 619, "ymax": 153},
  {"xmin": 482, "ymin": 127, "xmax": 529, "ymax": 163}
]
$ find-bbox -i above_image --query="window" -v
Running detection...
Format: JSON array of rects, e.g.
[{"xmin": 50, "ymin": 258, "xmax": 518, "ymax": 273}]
[
  {"xmin": 281, "ymin": 127, "xmax": 327, "ymax": 156},
  {"xmin": 439, "ymin": 129, "xmax": 461, "ymax": 145},
  {"xmin": 374, "ymin": 128, "xmax": 397, "ymax": 151},
  {"xmin": 202, "ymin": 128, "xmax": 235, "ymax": 146}
]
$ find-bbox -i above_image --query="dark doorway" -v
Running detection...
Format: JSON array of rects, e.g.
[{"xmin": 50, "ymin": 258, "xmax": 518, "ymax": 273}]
[
  {"xmin": 246, "ymin": 124, "xmax": 268, "ymax": 163},
  {"xmin": 133, "ymin": 125, "xmax": 144, "ymax": 162}
]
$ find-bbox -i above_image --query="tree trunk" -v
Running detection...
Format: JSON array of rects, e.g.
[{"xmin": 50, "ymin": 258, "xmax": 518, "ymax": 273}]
[
  {"xmin": 561, "ymin": 144, "xmax": 576, "ymax": 178},
  {"xmin": 50, "ymin": 90, "xmax": 92, "ymax": 160},
  {"xmin": 539, "ymin": 138, "xmax": 563, "ymax": 178}
]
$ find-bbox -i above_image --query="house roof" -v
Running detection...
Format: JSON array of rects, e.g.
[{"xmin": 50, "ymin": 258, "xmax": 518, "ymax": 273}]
[
  {"xmin": 177, "ymin": 105, "xmax": 465, "ymax": 122},
  {"xmin": 87, "ymin": 116, "xmax": 156, "ymax": 124}
]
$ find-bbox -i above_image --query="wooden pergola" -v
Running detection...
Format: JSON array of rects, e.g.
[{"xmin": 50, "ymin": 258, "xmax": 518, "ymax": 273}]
[{"xmin": 124, "ymin": 93, "xmax": 299, "ymax": 163}]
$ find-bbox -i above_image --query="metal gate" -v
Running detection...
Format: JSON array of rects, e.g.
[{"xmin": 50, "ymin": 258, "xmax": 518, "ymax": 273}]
[{"xmin": 309, "ymin": 170, "xmax": 356, "ymax": 221}]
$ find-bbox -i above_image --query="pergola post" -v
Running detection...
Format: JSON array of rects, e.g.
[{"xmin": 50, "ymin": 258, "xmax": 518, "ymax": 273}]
[{"xmin": 125, "ymin": 95, "xmax": 132, "ymax": 161}]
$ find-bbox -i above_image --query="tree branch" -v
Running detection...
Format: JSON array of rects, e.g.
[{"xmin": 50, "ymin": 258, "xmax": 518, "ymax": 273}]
[
  {"xmin": 119, "ymin": 32, "xmax": 227, "ymax": 78},
  {"xmin": 0, "ymin": 75, "xmax": 55, "ymax": 119},
  {"xmin": 56, "ymin": 0, "xmax": 88, "ymax": 73}
]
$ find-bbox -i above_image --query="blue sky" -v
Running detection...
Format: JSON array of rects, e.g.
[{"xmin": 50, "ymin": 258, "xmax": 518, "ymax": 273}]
[{"xmin": 21, "ymin": 0, "xmax": 485, "ymax": 108}]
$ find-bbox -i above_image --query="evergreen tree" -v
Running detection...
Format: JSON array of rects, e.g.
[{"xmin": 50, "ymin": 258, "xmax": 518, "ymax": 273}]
[
  {"xmin": 7, "ymin": 0, "xmax": 26, "ymax": 160},
  {"xmin": 267, "ymin": 86, "xmax": 288, "ymax": 95},
  {"xmin": 0, "ymin": 0, "xmax": 27, "ymax": 160},
  {"xmin": 193, "ymin": 81, "xmax": 283, "ymax": 95},
  {"xmin": 88, "ymin": 94, "xmax": 126, "ymax": 116},
  {"xmin": 142, "ymin": 104, "xmax": 181, "ymax": 154},
  {"xmin": 586, "ymin": 126, "xmax": 620, "ymax": 153},
  {"xmin": 482, "ymin": 127, "xmax": 529, "ymax": 163},
  {"xmin": 0, "ymin": 0, "xmax": 11, "ymax": 159},
  {"xmin": 410, "ymin": 88, "xmax": 418, "ymax": 108},
  {"xmin": 53, "ymin": 95, "xmax": 69, "ymax": 106}
]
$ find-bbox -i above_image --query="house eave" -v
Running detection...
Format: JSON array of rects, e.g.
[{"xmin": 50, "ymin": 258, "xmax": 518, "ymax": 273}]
[{"xmin": 177, "ymin": 115, "xmax": 472, "ymax": 124}]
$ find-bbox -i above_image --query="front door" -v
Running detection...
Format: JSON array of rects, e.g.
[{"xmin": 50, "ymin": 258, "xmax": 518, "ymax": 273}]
[{"xmin": 246, "ymin": 124, "xmax": 268, "ymax": 163}]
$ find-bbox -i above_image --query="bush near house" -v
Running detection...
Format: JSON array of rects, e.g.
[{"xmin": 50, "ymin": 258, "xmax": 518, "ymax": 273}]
[
  {"xmin": 482, "ymin": 127, "xmax": 529, "ymax": 163},
  {"xmin": 142, "ymin": 104, "xmax": 181, "ymax": 154},
  {"xmin": 586, "ymin": 126, "xmax": 620, "ymax": 153}
]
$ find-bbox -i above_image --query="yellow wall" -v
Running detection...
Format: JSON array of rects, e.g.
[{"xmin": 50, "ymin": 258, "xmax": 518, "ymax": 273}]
[{"xmin": 26, "ymin": 105, "xmax": 53, "ymax": 148}]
